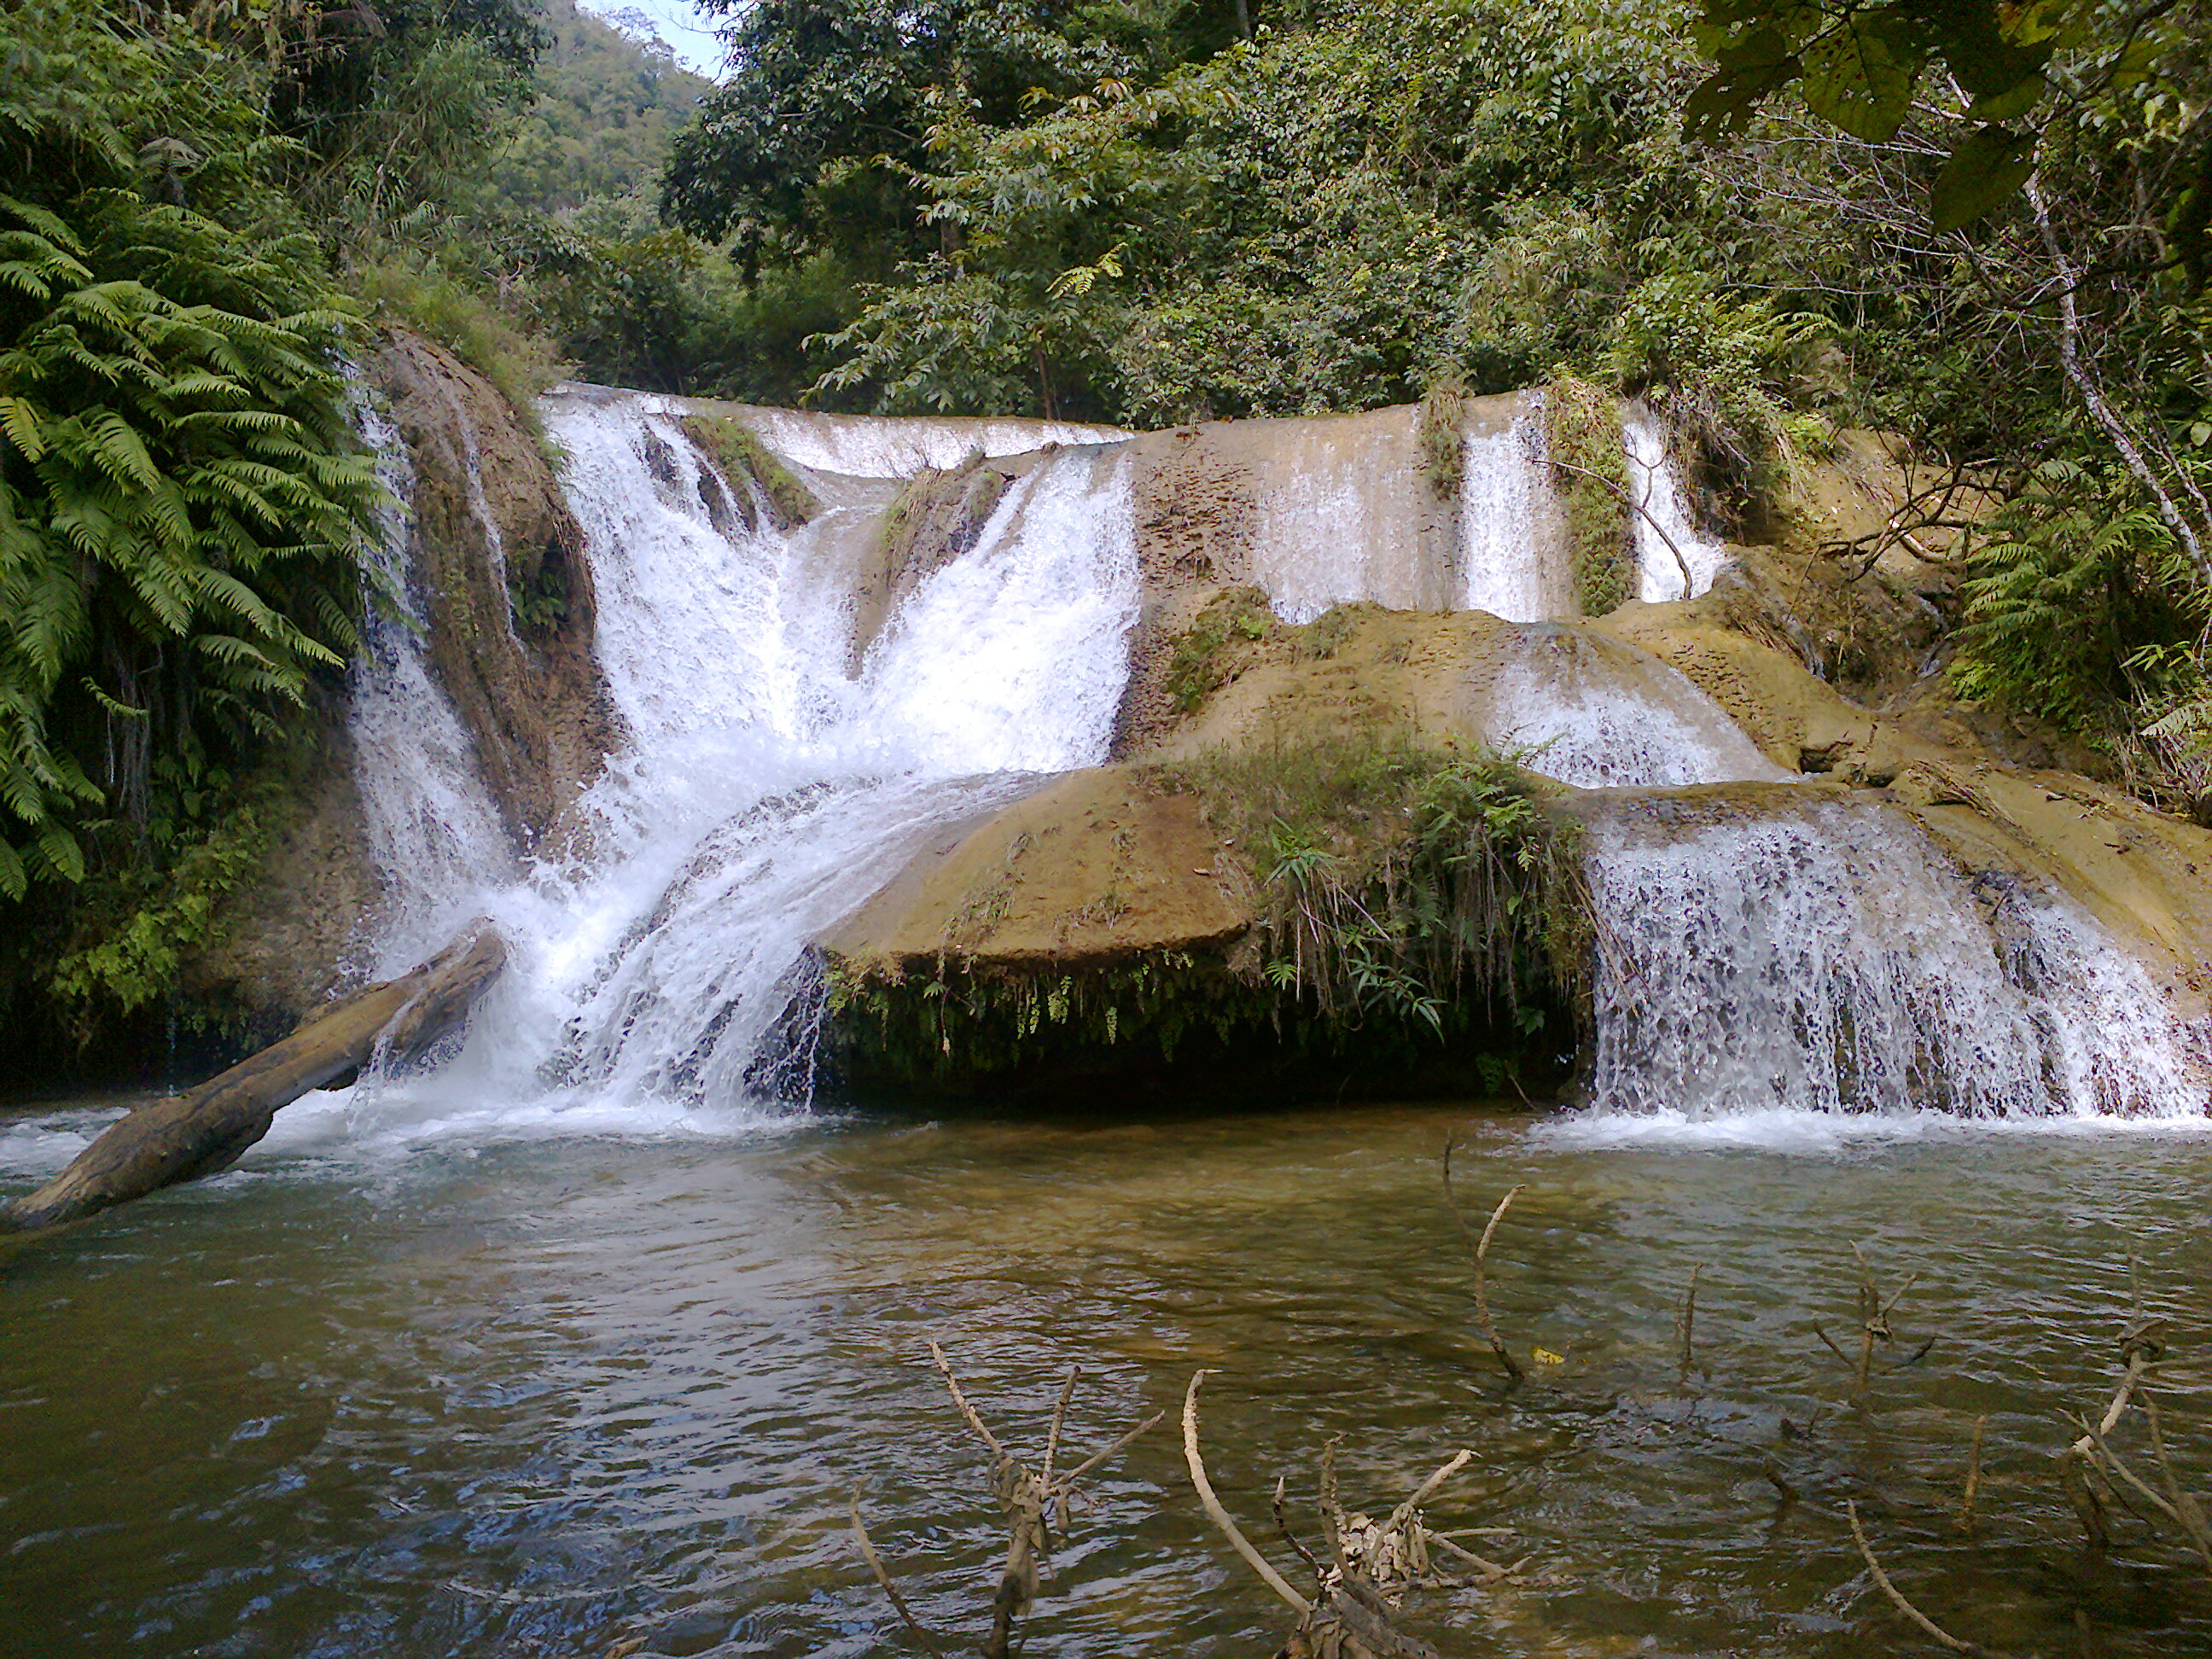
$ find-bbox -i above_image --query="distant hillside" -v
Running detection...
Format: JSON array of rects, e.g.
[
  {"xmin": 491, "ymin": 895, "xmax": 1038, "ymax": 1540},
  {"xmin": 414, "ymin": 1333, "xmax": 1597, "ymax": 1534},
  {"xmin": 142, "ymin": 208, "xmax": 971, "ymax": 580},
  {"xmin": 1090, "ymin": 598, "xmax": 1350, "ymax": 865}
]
[{"xmin": 487, "ymin": 0, "xmax": 713, "ymax": 215}]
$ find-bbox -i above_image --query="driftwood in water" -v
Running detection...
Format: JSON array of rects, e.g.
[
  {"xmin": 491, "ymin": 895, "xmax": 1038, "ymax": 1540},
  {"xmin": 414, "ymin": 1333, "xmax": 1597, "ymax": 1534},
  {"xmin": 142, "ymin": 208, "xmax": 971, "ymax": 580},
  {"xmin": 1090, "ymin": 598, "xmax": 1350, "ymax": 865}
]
[
  {"xmin": 2, "ymin": 922, "xmax": 505, "ymax": 1235},
  {"xmin": 849, "ymin": 1341, "xmax": 1161, "ymax": 1656}
]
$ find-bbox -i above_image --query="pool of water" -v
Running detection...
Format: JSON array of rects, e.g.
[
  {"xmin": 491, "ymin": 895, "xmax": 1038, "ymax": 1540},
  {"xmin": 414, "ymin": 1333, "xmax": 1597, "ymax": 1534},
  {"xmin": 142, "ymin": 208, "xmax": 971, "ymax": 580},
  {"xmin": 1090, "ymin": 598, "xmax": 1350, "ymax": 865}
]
[{"xmin": 5, "ymin": 1101, "xmax": 2212, "ymax": 1658}]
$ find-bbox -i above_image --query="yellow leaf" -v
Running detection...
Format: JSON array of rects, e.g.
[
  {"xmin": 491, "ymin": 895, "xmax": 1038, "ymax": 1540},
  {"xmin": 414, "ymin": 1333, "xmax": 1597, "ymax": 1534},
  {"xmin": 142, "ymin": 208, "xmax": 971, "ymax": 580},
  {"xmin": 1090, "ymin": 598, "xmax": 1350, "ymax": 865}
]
[{"xmin": 1534, "ymin": 1347, "xmax": 1565, "ymax": 1366}]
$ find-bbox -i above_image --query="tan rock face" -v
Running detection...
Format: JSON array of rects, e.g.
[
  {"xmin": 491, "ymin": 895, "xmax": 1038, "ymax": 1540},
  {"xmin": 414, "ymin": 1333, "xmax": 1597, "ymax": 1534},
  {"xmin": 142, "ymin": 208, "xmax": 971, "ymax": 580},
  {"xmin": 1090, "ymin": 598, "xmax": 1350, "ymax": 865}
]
[
  {"xmin": 369, "ymin": 331, "xmax": 618, "ymax": 851},
  {"xmin": 821, "ymin": 768, "xmax": 1252, "ymax": 976}
]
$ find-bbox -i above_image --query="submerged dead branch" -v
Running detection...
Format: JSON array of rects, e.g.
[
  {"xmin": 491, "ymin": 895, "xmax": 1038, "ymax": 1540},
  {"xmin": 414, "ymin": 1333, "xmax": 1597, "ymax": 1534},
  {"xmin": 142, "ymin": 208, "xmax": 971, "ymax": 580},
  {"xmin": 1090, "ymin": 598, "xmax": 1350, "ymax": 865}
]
[
  {"xmin": 1185, "ymin": 1369, "xmax": 1516, "ymax": 1658},
  {"xmin": 1678, "ymin": 1264, "xmax": 1704, "ymax": 1388},
  {"xmin": 851, "ymin": 1344, "xmax": 1161, "ymax": 1656},
  {"xmin": 1442, "ymin": 1140, "xmax": 1526, "ymax": 1382},
  {"xmin": 1846, "ymin": 1499, "xmax": 2017, "ymax": 1659}
]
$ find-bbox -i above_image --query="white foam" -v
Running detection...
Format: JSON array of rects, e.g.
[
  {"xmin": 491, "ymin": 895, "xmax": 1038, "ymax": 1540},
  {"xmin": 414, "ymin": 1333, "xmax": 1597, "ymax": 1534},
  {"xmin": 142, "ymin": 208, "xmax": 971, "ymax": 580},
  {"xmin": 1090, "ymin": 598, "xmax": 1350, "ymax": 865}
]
[
  {"xmin": 318, "ymin": 392, "xmax": 1141, "ymax": 1143},
  {"xmin": 1577, "ymin": 794, "xmax": 2209, "ymax": 1122},
  {"xmin": 1459, "ymin": 399, "xmax": 1573, "ymax": 622},
  {"xmin": 1484, "ymin": 626, "xmax": 1784, "ymax": 789},
  {"xmin": 1626, "ymin": 410, "xmax": 1730, "ymax": 603}
]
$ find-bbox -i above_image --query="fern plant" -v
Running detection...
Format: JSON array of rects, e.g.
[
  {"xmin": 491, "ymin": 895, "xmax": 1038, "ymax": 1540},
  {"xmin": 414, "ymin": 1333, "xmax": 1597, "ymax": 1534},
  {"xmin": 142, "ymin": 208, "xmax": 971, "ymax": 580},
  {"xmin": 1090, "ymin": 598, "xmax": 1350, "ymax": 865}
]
[
  {"xmin": 1953, "ymin": 463, "xmax": 2207, "ymax": 745},
  {"xmin": 0, "ymin": 3, "xmax": 379, "ymax": 898}
]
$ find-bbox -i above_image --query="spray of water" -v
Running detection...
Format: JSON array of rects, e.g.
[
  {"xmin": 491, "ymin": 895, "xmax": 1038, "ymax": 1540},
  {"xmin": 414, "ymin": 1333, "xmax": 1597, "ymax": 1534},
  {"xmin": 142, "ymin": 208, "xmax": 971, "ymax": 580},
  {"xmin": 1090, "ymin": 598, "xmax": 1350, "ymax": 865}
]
[
  {"xmin": 1481, "ymin": 625, "xmax": 1786, "ymax": 789},
  {"xmin": 1625, "ymin": 410, "xmax": 1731, "ymax": 603},
  {"xmin": 1579, "ymin": 791, "xmax": 2207, "ymax": 1122},
  {"xmin": 277, "ymin": 393, "xmax": 1137, "ymax": 1153}
]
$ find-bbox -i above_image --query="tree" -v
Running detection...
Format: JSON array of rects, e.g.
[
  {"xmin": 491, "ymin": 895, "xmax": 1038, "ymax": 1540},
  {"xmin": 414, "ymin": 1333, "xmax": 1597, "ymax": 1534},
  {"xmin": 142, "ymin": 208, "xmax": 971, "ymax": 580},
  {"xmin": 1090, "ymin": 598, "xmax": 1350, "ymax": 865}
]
[{"xmin": 1684, "ymin": 0, "xmax": 2211, "ymax": 258}]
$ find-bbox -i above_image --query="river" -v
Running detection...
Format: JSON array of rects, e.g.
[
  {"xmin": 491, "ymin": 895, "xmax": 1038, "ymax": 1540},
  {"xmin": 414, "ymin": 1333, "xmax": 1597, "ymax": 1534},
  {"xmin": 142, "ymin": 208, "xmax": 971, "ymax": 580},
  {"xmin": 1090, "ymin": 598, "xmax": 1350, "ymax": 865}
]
[{"xmin": 6, "ymin": 1102, "xmax": 2210, "ymax": 1657}]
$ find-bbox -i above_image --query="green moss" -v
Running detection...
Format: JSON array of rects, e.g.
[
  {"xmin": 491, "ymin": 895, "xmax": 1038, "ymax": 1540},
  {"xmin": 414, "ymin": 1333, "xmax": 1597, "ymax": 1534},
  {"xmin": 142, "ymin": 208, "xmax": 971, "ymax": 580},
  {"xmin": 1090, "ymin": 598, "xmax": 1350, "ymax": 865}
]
[
  {"xmin": 1545, "ymin": 374, "xmax": 1634, "ymax": 616},
  {"xmin": 1162, "ymin": 589, "xmax": 1275, "ymax": 713},
  {"xmin": 683, "ymin": 413, "xmax": 821, "ymax": 530},
  {"xmin": 1418, "ymin": 374, "xmax": 1468, "ymax": 501},
  {"xmin": 877, "ymin": 451, "xmax": 1009, "ymax": 579},
  {"xmin": 824, "ymin": 949, "xmax": 1288, "ymax": 1087}
]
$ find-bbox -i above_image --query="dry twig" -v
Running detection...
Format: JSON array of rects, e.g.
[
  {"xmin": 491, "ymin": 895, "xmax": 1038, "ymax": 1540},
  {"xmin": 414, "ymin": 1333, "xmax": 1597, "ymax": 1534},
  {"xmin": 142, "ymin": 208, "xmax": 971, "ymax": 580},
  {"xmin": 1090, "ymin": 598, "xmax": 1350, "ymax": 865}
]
[
  {"xmin": 851, "ymin": 1345, "xmax": 1160, "ymax": 1657},
  {"xmin": 1846, "ymin": 1499, "xmax": 2016, "ymax": 1659},
  {"xmin": 1442, "ymin": 1141, "xmax": 1526, "ymax": 1382}
]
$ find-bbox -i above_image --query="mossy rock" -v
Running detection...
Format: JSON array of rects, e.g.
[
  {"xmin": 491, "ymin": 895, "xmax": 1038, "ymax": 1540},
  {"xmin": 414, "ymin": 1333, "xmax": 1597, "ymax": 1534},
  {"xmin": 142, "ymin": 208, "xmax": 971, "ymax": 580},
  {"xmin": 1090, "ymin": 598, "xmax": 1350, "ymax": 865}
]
[{"xmin": 682, "ymin": 413, "xmax": 821, "ymax": 532}]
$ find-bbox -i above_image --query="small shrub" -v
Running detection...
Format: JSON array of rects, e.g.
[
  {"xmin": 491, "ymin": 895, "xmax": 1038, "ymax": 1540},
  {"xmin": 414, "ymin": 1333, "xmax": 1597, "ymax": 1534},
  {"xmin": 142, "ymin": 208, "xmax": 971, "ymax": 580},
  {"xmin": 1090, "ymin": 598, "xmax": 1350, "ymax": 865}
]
[
  {"xmin": 352, "ymin": 257, "xmax": 568, "ymax": 447},
  {"xmin": 1545, "ymin": 375, "xmax": 1633, "ymax": 615}
]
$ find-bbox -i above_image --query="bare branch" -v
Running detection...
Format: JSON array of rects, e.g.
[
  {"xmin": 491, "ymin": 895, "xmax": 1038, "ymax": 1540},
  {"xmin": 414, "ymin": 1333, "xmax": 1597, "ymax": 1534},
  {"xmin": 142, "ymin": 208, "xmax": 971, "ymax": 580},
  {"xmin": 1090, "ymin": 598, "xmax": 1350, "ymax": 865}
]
[
  {"xmin": 1678, "ymin": 1264, "xmax": 1703, "ymax": 1388},
  {"xmin": 1845, "ymin": 1499, "xmax": 2016, "ymax": 1659},
  {"xmin": 850, "ymin": 1484, "xmax": 952, "ymax": 1658},
  {"xmin": 1957, "ymin": 1415, "xmax": 1986, "ymax": 1534},
  {"xmin": 1273, "ymin": 1474, "xmax": 1325, "ymax": 1580},
  {"xmin": 1182, "ymin": 1370, "xmax": 1312, "ymax": 1615},
  {"xmin": 1043, "ymin": 1365, "xmax": 1078, "ymax": 1487},
  {"xmin": 928, "ymin": 1339, "xmax": 1009, "ymax": 1461}
]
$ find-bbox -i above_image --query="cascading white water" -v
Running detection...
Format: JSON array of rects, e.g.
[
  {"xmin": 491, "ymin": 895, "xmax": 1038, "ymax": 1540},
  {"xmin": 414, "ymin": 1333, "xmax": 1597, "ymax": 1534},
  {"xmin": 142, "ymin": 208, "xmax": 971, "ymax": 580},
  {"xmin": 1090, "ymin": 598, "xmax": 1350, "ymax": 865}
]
[
  {"xmin": 693, "ymin": 400, "xmax": 1125, "ymax": 479},
  {"xmin": 317, "ymin": 386, "xmax": 2203, "ymax": 1152},
  {"xmin": 346, "ymin": 401, "xmax": 516, "ymax": 975},
  {"xmin": 294, "ymin": 393, "xmax": 1137, "ymax": 1147},
  {"xmin": 1579, "ymin": 792, "xmax": 2206, "ymax": 1121},
  {"xmin": 1625, "ymin": 410, "xmax": 1730, "ymax": 602},
  {"xmin": 1458, "ymin": 394, "xmax": 1574, "ymax": 622},
  {"xmin": 1481, "ymin": 625, "xmax": 1786, "ymax": 788}
]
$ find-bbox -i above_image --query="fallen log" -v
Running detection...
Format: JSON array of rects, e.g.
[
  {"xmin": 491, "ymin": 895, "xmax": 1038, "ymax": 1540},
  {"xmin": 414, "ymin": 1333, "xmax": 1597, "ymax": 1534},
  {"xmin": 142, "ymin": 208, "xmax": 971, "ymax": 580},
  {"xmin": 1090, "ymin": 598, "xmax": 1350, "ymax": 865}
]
[{"xmin": 2, "ymin": 921, "xmax": 506, "ymax": 1235}]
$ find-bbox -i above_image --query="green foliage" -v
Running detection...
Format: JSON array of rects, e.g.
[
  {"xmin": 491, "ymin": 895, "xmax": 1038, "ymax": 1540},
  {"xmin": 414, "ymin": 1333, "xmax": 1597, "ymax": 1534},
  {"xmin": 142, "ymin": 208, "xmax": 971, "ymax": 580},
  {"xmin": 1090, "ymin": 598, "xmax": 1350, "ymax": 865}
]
[
  {"xmin": 1952, "ymin": 462, "xmax": 2209, "ymax": 743},
  {"xmin": 1545, "ymin": 375, "xmax": 1635, "ymax": 615},
  {"xmin": 1683, "ymin": 0, "xmax": 2198, "ymax": 244},
  {"xmin": 351, "ymin": 253, "xmax": 567, "ymax": 441},
  {"xmin": 486, "ymin": 0, "xmax": 711, "ymax": 216},
  {"xmin": 1601, "ymin": 272, "xmax": 1829, "ymax": 513},
  {"xmin": 1418, "ymin": 375, "xmax": 1468, "ymax": 501},
  {"xmin": 271, "ymin": 0, "xmax": 547, "ymax": 230},
  {"xmin": 47, "ymin": 751, "xmax": 276, "ymax": 1033},
  {"xmin": 823, "ymin": 947, "xmax": 1286, "ymax": 1088},
  {"xmin": 0, "ymin": 2, "xmax": 378, "ymax": 899},
  {"xmin": 1163, "ymin": 731, "xmax": 1588, "ymax": 1041},
  {"xmin": 682, "ymin": 413, "xmax": 820, "ymax": 530}
]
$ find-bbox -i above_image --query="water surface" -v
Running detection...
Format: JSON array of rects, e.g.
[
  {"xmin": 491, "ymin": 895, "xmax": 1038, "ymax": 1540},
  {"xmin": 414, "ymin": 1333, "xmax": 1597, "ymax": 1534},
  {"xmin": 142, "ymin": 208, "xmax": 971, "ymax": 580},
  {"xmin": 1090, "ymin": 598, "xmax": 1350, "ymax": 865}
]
[{"xmin": 5, "ymin": 1103, "xmax": 2212, "ymax": 1657}]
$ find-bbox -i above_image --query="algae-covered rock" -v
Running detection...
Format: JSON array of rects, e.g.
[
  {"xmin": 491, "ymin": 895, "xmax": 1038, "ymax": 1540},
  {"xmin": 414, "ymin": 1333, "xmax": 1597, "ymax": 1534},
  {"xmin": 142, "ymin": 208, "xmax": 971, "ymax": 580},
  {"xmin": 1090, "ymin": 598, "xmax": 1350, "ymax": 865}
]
[{"xmin": 370, "ymin": 330, "xmax": 618, "ymax": 851}]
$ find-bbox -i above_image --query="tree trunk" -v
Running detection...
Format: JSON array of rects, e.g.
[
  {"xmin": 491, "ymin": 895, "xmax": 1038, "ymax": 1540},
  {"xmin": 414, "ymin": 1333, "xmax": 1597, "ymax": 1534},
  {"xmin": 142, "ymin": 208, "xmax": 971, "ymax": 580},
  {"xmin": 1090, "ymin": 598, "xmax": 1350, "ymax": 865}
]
[{"xmin": 1, "ymin": 921, "xmax": 506, "ymax": 1236}]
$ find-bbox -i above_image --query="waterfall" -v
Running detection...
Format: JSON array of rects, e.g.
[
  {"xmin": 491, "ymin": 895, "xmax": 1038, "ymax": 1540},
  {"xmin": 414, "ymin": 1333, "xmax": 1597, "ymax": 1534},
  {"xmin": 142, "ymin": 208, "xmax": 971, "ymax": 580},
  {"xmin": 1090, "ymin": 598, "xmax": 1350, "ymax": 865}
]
[
  {"xmin": 311, "ymin": 393, "xmax": 1136, "ymax": 1144},
  {"xmin": 1625, "ymin": 410, "xmax": 1729, "ymax": 602},
  {"xmin": 1578, "ymin": 791, "xmax": 2206, "ymax": 1121},
  {"xmin": 320, "ymin": 383, "xmax": 2203, "ymax": 1146},
  {"xmin": 1459, "ymin": 393, "xmax": 1574, "ymax": 622},
  {"xmin": 1481, "ymin": 625, "xmax": 1786, "ymax": 788},
  {"xmin": 346, "ymin": 400, "xmax": 516, "ymax": 975},
  {"xmin": 669, "ymin": 399, "xmax": 1124, "ymax": 479},
  {"xmin": 1243, "ymin": 407, "xmax": 1441, "ymax": 621}
]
